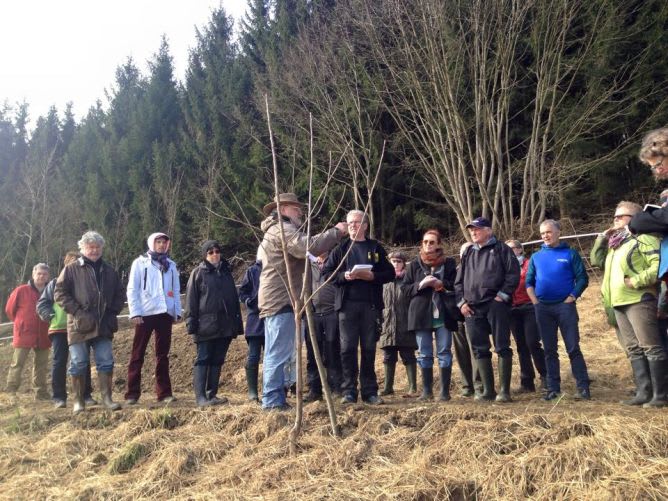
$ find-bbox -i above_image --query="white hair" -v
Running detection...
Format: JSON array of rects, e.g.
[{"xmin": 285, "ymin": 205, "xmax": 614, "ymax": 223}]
[
  {"xmin": 32, "ymin": 263, "xmax": 49, "ymax": 274},
  {"xmin": 346, "ymin": 209, "xmax": 369, "ymax": 224},
  {"xmin": 78, "ymin": 231, "xmax": 105, "ymax": 251}
]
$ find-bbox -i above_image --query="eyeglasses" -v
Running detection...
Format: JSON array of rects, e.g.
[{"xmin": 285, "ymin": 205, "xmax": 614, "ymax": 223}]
[
  {"xmin": 422, "ymin": 240, "xmax": 437, "ymax": 245},
  {"xmin": 650, "ymin": 158, "xmax": 665, "ymax": 172},
  {"xmin": 613, "ymin": 214, "xmax": 632, "ymax": 220},
  {"xmin": 207, "ymin": 249, "xmax": 221, "ymax": 255}
]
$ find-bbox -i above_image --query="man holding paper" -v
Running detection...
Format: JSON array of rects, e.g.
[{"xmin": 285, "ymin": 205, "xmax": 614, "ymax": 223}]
[{"xmin": 322, "ymin": 210, "xmax": 394, "ymax": 405}]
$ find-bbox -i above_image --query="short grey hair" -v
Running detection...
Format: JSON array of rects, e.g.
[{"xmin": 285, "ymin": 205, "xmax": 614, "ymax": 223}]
[
  {"xmin": 540, "ymin": 219, "xmax": 561, "ymax": 231},
  {"xmin": 78, "ymin": 231, "xmax": 105, "ymax": 251},
  {"xmin": 346, "ymin": 209, "xmax": 369, "ymax": 224},
  {"xmin": 32, "ymin": 263, "xmax": 49, "ymax": 274}
]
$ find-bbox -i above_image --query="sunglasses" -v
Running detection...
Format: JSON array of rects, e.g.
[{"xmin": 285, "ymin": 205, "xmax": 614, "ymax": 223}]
[
  {"xmin": 422, "ymin": 240, "xmax": 437, "ymax": 245},
  {"xmin": 207, "ymin": 249, "xmax": 221, "ymax": 255},
  {"xmin": 613, "ymin": 214, "xmax": 632, "ymax": 220}
]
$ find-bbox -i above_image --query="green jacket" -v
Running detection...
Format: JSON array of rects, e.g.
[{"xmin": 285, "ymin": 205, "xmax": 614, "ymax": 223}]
[{"xmin": 590, "ymin": 233, "xmax": 660, "ymax": 321}]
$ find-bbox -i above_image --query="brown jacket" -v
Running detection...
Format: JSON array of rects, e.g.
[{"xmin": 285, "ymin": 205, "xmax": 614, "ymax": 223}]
[
  {"xmin": 258, "ymin": 214, "xmax": 342, "ymax": 318},
  {"xmin": 54, "ymin": 257, "xmax": 125, "ymax": 345}
]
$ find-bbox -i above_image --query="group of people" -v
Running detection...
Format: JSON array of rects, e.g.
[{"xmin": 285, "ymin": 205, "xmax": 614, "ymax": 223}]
[{"xmin": 4, "ymin": 127, "xmax": 668, "ymax": 412}]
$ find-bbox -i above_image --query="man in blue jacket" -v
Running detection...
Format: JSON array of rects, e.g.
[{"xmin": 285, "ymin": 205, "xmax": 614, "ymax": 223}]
[{"xmin": 526, "ymin": 219, "xmax": 590, "ymax": 401}]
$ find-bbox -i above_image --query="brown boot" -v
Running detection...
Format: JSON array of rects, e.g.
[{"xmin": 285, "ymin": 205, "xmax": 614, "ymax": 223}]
[
  {"xmin": 98, "ymin": 372, "xmax": 121, "ymax": 411},
  {"xmin": 71, "ymin": 375, "xmax": 86, "ymax": 415}
]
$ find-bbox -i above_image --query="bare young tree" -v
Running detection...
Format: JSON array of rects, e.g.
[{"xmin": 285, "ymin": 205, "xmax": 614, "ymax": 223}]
[{"xmin": 344, "ymin": 0, "xmax": 663, "ymax": 236}]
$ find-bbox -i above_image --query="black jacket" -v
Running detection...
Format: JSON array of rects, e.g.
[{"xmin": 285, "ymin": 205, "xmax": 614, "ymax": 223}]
[
  {"xmin": 402, "ymin": 256, "xmax": 458, "ymax": 332},
  {"xmin": 185, "ymin": 260, "xmax": 243, "ymax": 342},
  {"xmin": 629, "ymin": 207, "xmax": 668, "ymax": 235},
  {"xmin": 455, "ymin": 238, "xmax": 520, "ymax": 306},
  {"xmin": 238, "ymin": 260, "xmax": 264, "ymax": 338},
  {"xmin": 321, "ymin": 237, "xmax": 394, "ymax": 311}
]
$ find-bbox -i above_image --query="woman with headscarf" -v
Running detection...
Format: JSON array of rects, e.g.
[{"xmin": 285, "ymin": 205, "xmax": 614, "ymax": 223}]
[
  {"xmin": 402, "ymin": 230, "xmax": 458, "ymax": 401},
  {"xmin": 185, "ymin": 240, "xmax": 243, "ymax": 407}
]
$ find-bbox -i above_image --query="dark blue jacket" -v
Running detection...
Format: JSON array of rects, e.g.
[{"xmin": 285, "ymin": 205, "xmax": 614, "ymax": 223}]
[
  {"xmin": 525, "ymin": 243, "xmax": 588, "ymax": 303},
  {"xmin": 238, "ymin": 261, "xmax": 264, "ymax": 337}
]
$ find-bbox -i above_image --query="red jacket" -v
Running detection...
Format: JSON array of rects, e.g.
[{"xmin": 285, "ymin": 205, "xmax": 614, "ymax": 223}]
[
  {"xmin": 511, "ymin": 258, "xmax": 532, "ymax": 307},
  {"xmin": 5, "ymin": 282, "xmax": 50, "ymax": 349}
]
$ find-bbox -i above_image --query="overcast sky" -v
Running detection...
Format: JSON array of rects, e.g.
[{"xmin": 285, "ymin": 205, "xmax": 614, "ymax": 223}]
[{"xmin": 0, "ymin": 0, "xmax": 247, "ymax": 124}]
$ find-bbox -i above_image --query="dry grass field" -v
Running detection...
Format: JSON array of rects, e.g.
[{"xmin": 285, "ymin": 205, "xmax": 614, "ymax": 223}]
[{"xmin": 0, "ymin": 281, "xmax": 667, "ymax": 500}]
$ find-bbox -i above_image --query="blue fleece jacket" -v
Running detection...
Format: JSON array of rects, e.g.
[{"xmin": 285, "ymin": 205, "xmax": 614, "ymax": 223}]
[{"xmin": 525, "ymin": 243, "xmax": 588, "ymax": 303}]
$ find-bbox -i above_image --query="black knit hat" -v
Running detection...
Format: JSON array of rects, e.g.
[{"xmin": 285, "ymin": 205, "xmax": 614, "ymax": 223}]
[{"xmin": 201, "ymin": 240, "xmax": 221, "ymax": 259}]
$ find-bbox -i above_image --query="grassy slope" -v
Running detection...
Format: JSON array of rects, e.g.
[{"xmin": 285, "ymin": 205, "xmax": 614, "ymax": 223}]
[{"xmin": 0, "ymin": 281, "xmax": 667, "ymax": 500}]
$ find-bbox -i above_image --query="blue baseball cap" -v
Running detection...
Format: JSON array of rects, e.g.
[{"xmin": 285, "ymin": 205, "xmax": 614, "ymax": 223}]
[{"xmin": 465, "ymin": 217, "xmax": 492, "ymax": 229}]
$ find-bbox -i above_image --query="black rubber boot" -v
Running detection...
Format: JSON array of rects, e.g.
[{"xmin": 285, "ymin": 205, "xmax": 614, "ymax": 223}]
[
  {"xmin": 405, "ymin": 363, "xmax": 418, "ymax": 396},
  {"xmin": 206, "ymin": 365, "xmax": 227, "ymax": 405},
  {"xmin": 381, "ymin": 362, "xmax": 396, "ymax": 396},
  {"xmin": 245, "ymin": 364, "xmax": 259, "ymax": 402},
  {"xmin": 621, "ymin": 358, "xmax": 652, "ymax": 406},
  {"xmin": 439, "ymin": 366, "xmax": 452, "ymax": 402},
  {"xmin": 495, "ymin": 356, "xmax": 513, "ymax": 403},
  {"xmin": 194, "ymin": 365, "xmax": 211, "ymax": 407},
  {"xmin": 475, "ymin": 358, "xmax": 496, "ymax": 402},
  {"xmin": 643, "ymin": 359, "xmax": 668, "ymax": 409},
  {"xmin": 418, "ymin": 367, "xmax": 433, "ymax": 401}
]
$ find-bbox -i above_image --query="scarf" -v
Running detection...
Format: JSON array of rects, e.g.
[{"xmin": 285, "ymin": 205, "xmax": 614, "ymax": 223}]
[
  {"xmin": 608, "ymin": 229, "xmax": 629, "ymax": 250},
  {"xmin": 419, "ymin": 247, "xmax": 445, "ymax": 267},
  {"xmin": 149, "ymin": 251, "xmax": 170, "ymax": 272}
]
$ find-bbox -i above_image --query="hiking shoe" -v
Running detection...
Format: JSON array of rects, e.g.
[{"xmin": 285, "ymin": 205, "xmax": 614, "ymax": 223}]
[
  {"xmin": 364, "ymin": 395, "xmax": 384, "ymax": 405},
  {"xmin": 209, "ymin": 396, "xmax": 228, "ymax": 406},
  {"xmin": 574, "ymin": 388, "xmax": 591, "ymax": 400},
  {"xmin": 125, "ymin": 398, "xmax": 138, "ymax": 405},
  {"xmin": 303, "ymin": 391, "xmax": 322, "ymax": 403},
  {"xmin": 53, "ymin": 399, "xmax": 66, "ymax": 409},
  {"xmin": 159, "ymin": 395, "xmax": 177, "ymax": 404},
  {"xmin": 264, "ymin": 402, "xmax": 291, "ymax": 412},
  {"xmin": 543, "ymin": 391, "xmax": 561, "ymax": 401},
  {"xmin": 84, "ymin": 397, "xmax": 98, "ymax": 406},
  {"xmin": 340, "ymin": 394, "xmax": 356, "ymax": 405}
]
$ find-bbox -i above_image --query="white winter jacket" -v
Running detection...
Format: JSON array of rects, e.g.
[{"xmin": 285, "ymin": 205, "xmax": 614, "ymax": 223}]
[{"xmin": 127, "ymin": 254, "xmax": 181, "ymax": 320}]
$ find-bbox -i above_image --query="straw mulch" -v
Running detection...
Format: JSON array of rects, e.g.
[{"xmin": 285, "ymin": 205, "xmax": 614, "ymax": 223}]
[{"xmin": 0, "ymin": 281, "xmax": 667, "ymax": 500}]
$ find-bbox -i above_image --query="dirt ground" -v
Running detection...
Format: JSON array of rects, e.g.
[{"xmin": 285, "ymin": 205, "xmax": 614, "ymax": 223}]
[{"xmin": 0, "ymin": 281, "xmax": 666, "ymax": 500}]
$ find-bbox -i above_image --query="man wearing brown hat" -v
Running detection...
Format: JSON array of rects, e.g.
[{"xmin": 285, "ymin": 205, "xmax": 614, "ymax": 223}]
[
  {"xmin": 258, "ymin": 193, "xmax": 347, "ymax": 410},
  {"xmin": 455, "ymin": 217, "xmax": 520, "ymax": 403}
]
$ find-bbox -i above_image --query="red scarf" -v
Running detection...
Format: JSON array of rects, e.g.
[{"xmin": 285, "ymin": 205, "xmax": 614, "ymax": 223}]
[{"xmin": 419, "ymin": 248, "xmax": 445, "ymax": 267}]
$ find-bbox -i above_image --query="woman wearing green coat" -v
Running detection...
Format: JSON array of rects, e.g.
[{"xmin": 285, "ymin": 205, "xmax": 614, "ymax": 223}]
[{"xmin": 591, "ymin": 201, "xmax": 665, "ymax": 406}]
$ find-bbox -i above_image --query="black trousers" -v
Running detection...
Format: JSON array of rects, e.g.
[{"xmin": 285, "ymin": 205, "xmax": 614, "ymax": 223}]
[
  {"xmin": 382, "ymin": 347, "xmax": 416, "ymax": 365},
  {"xmin": 510, "ymin": 303, "xmax": 546, "ymax": 386},
  {"xmin": 453, "ymin": 321, "xmax": 481, "ymax": 391},
  {"xmin": 338, "ymin": 301, "xmax": 380, "ymax": 400},
  {"xmin": 464, "ymin": 300, "xmax": 512, "ymax": 359},
  {"xmin": 305, "ymin": 311, "xmax": 343, "ymax": 393}
]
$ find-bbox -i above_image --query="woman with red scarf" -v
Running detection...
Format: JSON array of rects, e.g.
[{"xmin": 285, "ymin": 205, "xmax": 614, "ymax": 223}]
[{"xmin": 402, "ymin": 230, "xmax": 458, "ymax": 401}]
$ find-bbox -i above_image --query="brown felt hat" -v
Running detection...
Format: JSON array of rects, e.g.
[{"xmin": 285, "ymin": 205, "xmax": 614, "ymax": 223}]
[{"xmin": 262, "ymin": 193, "xmax": 304, "ymax": 216}]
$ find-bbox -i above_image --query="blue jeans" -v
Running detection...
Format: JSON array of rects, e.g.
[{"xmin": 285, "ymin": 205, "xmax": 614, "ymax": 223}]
[
  {"xmin": 246, "ymin": 336, "xmax": 264, "ymax": 366},
  {"xmin": 69, "ymin": 337, "xmax": 114, "ymax": 375},
  {"xmin": 262, "ymin": 312, "xmax": 295, "ymax": 409},
  {"xmin": 534, "ymin": 302, "xmax": 590, "ymax": 393},
  {"xmin": 415, "ymin": 326, "xmax": 452, "ymax": 369},
  {"xmin": 51, "ymin": 332, "xmax": 92, "ymax": 401}
]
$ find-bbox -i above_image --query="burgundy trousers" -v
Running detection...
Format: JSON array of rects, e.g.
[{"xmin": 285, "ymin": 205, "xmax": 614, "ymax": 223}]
[{"xmin": 125, "ymin": 313, "xmax": 173, "ymax": 400}]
